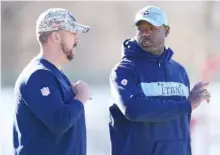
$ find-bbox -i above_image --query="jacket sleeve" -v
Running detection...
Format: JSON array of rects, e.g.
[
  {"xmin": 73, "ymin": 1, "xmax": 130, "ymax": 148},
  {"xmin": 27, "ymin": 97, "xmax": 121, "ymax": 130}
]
[
  {"xmin": 110, "ymin": 65, "xmax": 192, "ymax": 123},
  {"xmin": 183, "ymin": 67, "xmax": 192, "ymax": 122},
  {"xmin": 22, "ymin": 69, "xmax": 84, "ymax": 135}
]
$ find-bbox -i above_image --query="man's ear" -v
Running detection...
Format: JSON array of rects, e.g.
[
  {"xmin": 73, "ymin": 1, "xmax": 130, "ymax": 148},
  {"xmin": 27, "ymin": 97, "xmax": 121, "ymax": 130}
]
[
  {"xmin": 51, "ymin": 31, "xmax": 61, "ymax": 43},
  {"xmin": 165, "ymin": 26, "xmax": 170, "ymax": 37}
]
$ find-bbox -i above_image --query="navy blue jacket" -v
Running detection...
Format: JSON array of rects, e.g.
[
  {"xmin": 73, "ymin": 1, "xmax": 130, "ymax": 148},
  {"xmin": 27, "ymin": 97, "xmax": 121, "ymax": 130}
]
[
  {"xmin": 109, "ymin": 39, "xmax": 192, "ymax": 155},
  {"xmin": 13, "ymin": 56, "xmax": 86, "ymax": 155}
]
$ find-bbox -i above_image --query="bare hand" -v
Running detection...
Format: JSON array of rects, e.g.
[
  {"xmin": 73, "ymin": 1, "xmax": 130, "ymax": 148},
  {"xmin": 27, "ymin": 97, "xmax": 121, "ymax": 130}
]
[
  {"xmin": 188, "ymin": 81, "xmax": 211, "ymax": 110},
  {"xmin": 72, "ymin": 80, "xmax": 92, "ymax": 104}
]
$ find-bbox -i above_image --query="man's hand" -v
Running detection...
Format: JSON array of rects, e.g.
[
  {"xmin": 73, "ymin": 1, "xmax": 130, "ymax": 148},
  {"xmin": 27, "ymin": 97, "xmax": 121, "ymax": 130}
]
[
  {"xmin": 72, "ymin": 80, "xmax": 92, "ymax": 104},
  {"xmin": 188, "ymin": 81, "xmax": 211, "ymax": 110}
]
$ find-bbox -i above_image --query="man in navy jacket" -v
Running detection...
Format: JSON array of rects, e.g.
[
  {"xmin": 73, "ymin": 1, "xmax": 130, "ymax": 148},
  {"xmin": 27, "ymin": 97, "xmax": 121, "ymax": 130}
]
[
  {"xmin": 109, "ymin": 5, "xmax": 211, "ymax": 155},
  {"xmin": 13, "ymin": 8, "xmax": 91, "ymax": 155}
]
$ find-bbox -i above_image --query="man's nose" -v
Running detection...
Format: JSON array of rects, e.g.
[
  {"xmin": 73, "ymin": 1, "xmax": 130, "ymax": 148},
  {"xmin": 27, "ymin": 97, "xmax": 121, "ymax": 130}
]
[{"xmin": 142, "ymin": 31, "xmax": 151, "ymax": 37}]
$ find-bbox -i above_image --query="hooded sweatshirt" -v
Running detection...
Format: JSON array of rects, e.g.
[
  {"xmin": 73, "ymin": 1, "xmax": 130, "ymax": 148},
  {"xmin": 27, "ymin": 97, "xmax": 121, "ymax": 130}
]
[{"xmin": 109, "ymin": 39, "xmax": 192, "ymax": 155}]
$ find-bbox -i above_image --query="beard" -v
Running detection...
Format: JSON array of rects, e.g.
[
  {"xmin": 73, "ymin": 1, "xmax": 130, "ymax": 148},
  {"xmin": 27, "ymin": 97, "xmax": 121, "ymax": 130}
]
[
  {"xmin": 137, "ymin": 37, "xmax": 164, "ymax": 56},
  {"xmin": 60, "ymin": 41, "xmax": 74, "ymax": 61}
]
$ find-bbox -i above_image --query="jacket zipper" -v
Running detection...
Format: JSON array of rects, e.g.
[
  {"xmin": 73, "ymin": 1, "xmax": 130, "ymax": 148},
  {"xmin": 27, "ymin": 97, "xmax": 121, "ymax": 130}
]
[
  {"xmin": 158, "ymin": 60, "xmax": 168, "ymax": 81},
  {"xmin": 164, "ymin": 61, "xmax": 169, "ymax": 81}
]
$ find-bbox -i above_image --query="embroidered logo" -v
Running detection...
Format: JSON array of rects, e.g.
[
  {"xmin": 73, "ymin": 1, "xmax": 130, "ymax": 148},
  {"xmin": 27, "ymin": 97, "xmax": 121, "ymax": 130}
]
[
  {"xmin": 121, "ymin": 79, "xmax": 128, "ymax": 86},
  {"xmin": 40, "ymin": 87, "xmax": 50, "ymax": 96}
]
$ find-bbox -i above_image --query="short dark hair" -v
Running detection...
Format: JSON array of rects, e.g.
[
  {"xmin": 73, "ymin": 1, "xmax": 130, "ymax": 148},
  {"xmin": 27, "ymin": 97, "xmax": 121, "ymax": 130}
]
[
  {"xmin": 37, "ymin": 30, "xmax": 59, "ymax": 45},
  {"xmin": 37, "ymin": 31, "xmax": 52, "ymax": 45}
]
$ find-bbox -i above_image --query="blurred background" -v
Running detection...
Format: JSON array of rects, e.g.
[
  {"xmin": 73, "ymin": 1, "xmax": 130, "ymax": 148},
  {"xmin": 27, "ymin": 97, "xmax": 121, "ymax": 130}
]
[{"xmin": 1, "ymin": 1, "xmax": 220, "ymax": 155}]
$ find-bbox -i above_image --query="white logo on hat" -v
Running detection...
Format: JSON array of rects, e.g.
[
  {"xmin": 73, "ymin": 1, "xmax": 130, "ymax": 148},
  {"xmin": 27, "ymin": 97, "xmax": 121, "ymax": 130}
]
[
  {"xmin": 135, "ymin": 6, "xmax": 168, "ymax": 27},
  {"xmin": 40, "ymin": 87, "xmax": 50, "ymax": 96},
  {"xmin": 121, "ymin": 79, "xmax": 128, "ymax": 86}
]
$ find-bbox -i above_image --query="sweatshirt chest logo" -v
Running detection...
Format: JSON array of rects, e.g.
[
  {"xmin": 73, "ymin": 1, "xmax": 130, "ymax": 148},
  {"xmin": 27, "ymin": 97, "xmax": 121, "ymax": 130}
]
[
  {"xmin": 121, "ymin": 79, "xmax": 128, "ymax": 86},
  {"xmin": 140, "ymin": 82, "xmax": 189, "ymax": 97},
  {"xmin": 40, "ymin": 87, "xmax": 51, "ymax": 96}
]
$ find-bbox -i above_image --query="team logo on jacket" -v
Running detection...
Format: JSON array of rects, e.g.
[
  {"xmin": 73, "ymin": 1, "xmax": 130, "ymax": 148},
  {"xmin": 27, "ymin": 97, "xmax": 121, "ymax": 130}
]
[
  {"xmin": 121, "ymin": 79, "xmax": 128, "ymax": 86},
  {"xmin": 140, "ymin": 82, "xmax": 189, "ymax": 97},
  {"xmin": 40, "ymin": 87, "xmax": 50, "ymax": 96}
]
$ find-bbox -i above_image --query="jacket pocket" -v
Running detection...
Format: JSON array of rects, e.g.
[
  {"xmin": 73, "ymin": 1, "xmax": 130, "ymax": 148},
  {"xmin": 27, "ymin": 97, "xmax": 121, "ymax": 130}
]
[{"xmin": 153, "ymin": 141, "xmax": 190, "ymax": 155}]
